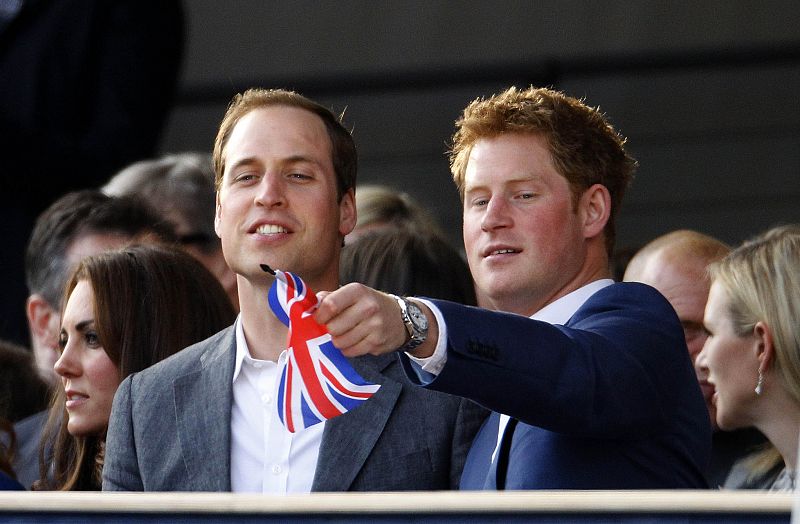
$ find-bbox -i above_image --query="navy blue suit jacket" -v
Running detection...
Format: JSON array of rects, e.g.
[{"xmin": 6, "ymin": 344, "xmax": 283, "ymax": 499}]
[
  {"xmin": 0, "ymin": 471, "xmax": 23, "ymax": 491},
  {"xmin": 402, "ymin": 282, "xmax": 711, "ymax": 489}
]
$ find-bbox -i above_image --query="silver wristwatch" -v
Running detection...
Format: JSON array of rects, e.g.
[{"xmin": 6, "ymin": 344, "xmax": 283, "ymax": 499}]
[{"xmin": 391, "ymin": 295, "xmax": 429, "ymax": 352}]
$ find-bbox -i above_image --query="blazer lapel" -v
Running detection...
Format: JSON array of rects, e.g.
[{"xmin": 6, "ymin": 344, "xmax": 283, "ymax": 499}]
[
  {"xmin": 311, "ymin": 353, "xmax": 401, "ymax": 491},
  {"xmin": 459, "ymin": 411, "xmax": 500, "ymax": 490},
  {"xmin": 173, "ymin": 327, "xmax": 236, "ymax": 491}
]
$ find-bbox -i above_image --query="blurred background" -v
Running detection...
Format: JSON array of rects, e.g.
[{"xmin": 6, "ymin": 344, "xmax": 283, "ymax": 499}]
[
  {"xmin": 2, "ymin": 1, "xmax": 800, "ymax": 347},
  {"xmin": 163, "ymin": 0, "xmax": 800, "ymax": 252}
]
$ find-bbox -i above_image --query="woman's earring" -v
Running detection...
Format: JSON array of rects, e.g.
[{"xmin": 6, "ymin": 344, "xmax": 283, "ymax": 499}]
[{"xmin": 755, "ymin": 370, "xmax": 765, "ymax": 395}]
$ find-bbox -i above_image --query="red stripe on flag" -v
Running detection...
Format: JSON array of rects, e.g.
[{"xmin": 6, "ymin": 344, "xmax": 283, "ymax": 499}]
[
  {"xmin": 320, "ymin": 364, "xmax": 374, "ymax": 399},
  {"xmin": 291, "ymin": 339, "xmax": 342, "ymax": 419}
]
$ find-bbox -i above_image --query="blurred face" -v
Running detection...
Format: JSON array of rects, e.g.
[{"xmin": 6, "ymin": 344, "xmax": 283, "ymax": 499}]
[
  {"xmin": 627, "ymin": 253, "xmax": 716, "ymax": 426},
  {"xmin": 54, "ymin": 280, "xmax": 120, "ymax": 436},
  {"xmin": 697, "ymin": 280, "xmax": 760, "ymax": 431},
  {"xmin": 169, "ymin": 215, "xmax": 239, "ymax": 311},
  {"xmin": 633, "ymin": 257, "xmax": 710, "ymax": 362},
  {"xmin": 462, "ymin": 133, "xmax": 586, "ymax": 316},
  {"xmin": 215, "ymin": 106, "xmax": 355, "ymax": 290}
]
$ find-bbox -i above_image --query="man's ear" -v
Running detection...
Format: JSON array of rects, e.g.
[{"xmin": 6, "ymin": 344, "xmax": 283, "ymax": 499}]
[
  {"xmin": 579, "ymin": 183, "xmax": 611, "ymax": 239},
  {"xmin": 214, "ymin": 191, "xmax": 223, "ymax": 239},
  {"xmin": 754, "ymin": 321, "xmax": 775, "ymax": 373},
  {"xmin": 338, "ymin": 188, "xmax": 357, "ymax": 237},
  {"xmin": 26, "ymin": 294, "xmax": 59, "ymax": 349}
]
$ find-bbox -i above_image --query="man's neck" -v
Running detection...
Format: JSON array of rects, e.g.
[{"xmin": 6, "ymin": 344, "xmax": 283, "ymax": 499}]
[
  {"xmin": 492, "ymin": 264, "xmax": 612, "ymax": 318},
  {"xmin": 238, "ymin": 281, "xmax": 288, "ymax": 362}
]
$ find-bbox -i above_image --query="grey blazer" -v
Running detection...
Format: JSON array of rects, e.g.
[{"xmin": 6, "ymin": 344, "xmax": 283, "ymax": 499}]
[{"xmin": 103, "ymin": 326, "xmax": 486, "ymax": 491}]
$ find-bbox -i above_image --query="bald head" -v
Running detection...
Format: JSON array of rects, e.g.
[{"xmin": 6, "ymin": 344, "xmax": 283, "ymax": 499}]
[
  {"xmin": 625, "ymin": 230, "xmax": 730, "ymax": 358},
  {"xmin": 625, "ymin": 230, "xmax": 729, "ymax": 281},
  {"xmin": 624, "ymin": 230, "xmax": 729, "ymax": 429}
]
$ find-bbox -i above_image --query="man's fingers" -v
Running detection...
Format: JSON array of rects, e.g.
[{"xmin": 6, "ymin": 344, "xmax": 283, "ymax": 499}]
[
  {"xmin": 314, "ymin": 283, "xmax": 404, "ymax": 357},
  {"xmin": 313, "ymin": 283, "xmax": 362, "ymax": 324}
]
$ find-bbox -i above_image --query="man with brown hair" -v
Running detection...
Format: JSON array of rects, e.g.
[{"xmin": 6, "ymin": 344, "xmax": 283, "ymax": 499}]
[
  {"xmin": 315, "ymin": 86, "xmax": 711, "ymax": 489},
  {"xmin": 103, "ymin": 88, "xmax": 485, "ymax": 492}
]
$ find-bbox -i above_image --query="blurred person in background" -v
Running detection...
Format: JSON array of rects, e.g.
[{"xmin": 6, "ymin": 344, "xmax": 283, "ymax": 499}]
[
  {"xmin": 0, "ymin": 340, "xmax": 49, "ymax": 490},
  {"xmin": 341, "ymin": 228, "xmax": 476, "ymax": 306},
  {"xmin": 104, "ymin": 153, "xmax": 239, "ymax": 311},
  {"xmin": 0, "ymin": 0, "xmax": 184, "ymax": 348},
  {"xmin": 624, "ymin": 229, "xmax": 765, "ymax": 487},
  {"xmin": 346, "ymin": 184, "xmax": 444, "ymax": 244}
]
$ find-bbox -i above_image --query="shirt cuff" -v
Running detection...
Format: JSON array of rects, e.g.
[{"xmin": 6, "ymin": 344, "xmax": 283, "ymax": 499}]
[{"xmin": 405, "ymin": 298, "xmax": 447, "ymax": 376}]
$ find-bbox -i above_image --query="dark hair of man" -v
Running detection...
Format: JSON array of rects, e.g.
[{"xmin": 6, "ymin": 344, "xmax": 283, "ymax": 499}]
[
  {"xmin": 340, "ymin": 228, "xmax": 477, "ymax": 306},
  {"xmin": 104, "ymin": 153, "xmax": 219, "ymax": 255},
  {"xmin": 25, "ymin": 190, "xmax": 176, "ymax": 308},
  {"xmin": 449, "ymin": 86, "xmax": 638, "ymax": 256},
  {"xmin": 37, "ymin": 244, "xmax": 236, "ymax": 491},
  {"xmin": 212, "ymin": 88, "xmax": 357, "ymax": 201}
]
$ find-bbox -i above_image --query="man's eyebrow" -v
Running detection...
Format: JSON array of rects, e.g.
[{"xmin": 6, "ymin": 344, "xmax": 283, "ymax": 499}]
[
  {"xmin": 463, "ymin": 183, "xmax": 487, "ymax": 195},
  {"xmin": 283, "ymin": 154, "xmax": 326, "ymax": 168},
  {"xmin": 226, "ymin": 155, "xmax": 324, "ymax": 174},
  {"xmin": 226, "ymin": 156, "xmax": 259, "ymax": 173},
  {"xmin": 464, "ymin": 175, "xmax": 539, "ymax": 194}
]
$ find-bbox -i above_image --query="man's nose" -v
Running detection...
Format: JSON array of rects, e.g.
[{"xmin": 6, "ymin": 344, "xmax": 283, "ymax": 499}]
[
  {"xmin": 254, "ymin": 173, "xmax": 286, "ymax": 208},
  {"xmin": 481, "ymin": 197, "xmax": 512, "ymax": 231}
]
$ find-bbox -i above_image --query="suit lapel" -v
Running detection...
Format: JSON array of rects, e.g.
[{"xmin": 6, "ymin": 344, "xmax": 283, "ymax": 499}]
[
  {"xmin": 311, "ymin": 353, "xmax": 400, "ymax": 491},
  {"xmin": 459, "ymin": 411, "xmax": 500, "ymax": 490},
  {"xmin": 173, "ymin": 327, "xmax": 236, "ymax": 491}
]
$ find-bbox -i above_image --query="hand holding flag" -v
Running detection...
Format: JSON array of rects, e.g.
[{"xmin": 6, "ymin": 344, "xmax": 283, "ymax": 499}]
[{"xmin": 262, "ymin": 264, "xmax": 380, "ymax": 433}]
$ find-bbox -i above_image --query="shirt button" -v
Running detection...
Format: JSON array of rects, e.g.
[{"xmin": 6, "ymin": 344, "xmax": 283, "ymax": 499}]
[
  {"xmin": 252, "ymin": 361, "xmax": 263, "ymax": 369},
  {"xmin": 271, "ymin": 465, "xmax": 282, "ymax": 475},
  {"xmin": 261, "ymin": 393, "xmax": 272, "ymax": 405}
]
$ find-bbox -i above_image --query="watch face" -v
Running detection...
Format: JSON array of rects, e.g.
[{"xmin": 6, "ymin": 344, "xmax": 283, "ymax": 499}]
[{"xmin": 408, "ymin": 303, "xmax": 428, "ymax": 331}]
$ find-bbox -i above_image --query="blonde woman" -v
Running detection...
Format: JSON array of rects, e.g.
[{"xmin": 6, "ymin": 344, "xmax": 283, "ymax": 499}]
[{"xmin": 696, "ymin": 224, "xmax": 800, "ymax": 491}]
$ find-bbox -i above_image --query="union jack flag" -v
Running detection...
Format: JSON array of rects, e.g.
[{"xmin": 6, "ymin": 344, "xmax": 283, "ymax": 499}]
[{"xmin": 264, "ymin": 266, "xmax": 380, "ymax": 432}]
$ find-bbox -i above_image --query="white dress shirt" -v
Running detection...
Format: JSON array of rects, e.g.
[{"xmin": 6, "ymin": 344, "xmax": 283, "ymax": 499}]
[
  {"xmin": 410, "ymin": 279, "xmax": 614, "ymax": 463},
  {"xmin": 230, "ymin": 316, "xmax": 325, "ymax": 493}
]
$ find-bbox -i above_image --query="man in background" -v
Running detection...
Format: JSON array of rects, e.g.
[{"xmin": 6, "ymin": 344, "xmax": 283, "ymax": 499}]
[
  {"xmin": 624, "ymin": 229, "xmax": 765, "ymax": 487},
  {"xmin": 104, "ymin": 153, "xmax": 239, "ymax": 311},
  {"xmin": 0, "ymin": 0, "xmax": 183, "ymax": 347}
]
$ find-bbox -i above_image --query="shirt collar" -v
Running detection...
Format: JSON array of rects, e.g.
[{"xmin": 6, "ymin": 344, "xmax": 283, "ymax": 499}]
[
  {"xmin": 531, "ymin": 279, "xmax": 614, "ymax": 324},
  {"xmin": 232, "ymin": 315, "xmax": 247, "ymax": 382},
  {"xmin": 233, "ymin": 315, "xmax": 287, "ymax": 382}
]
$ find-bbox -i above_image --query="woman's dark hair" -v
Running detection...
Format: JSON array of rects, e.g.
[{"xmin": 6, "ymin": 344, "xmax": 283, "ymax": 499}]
[{"xmin": 37, "ymin": 244, "xmax": 236, "ymax": 490}]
